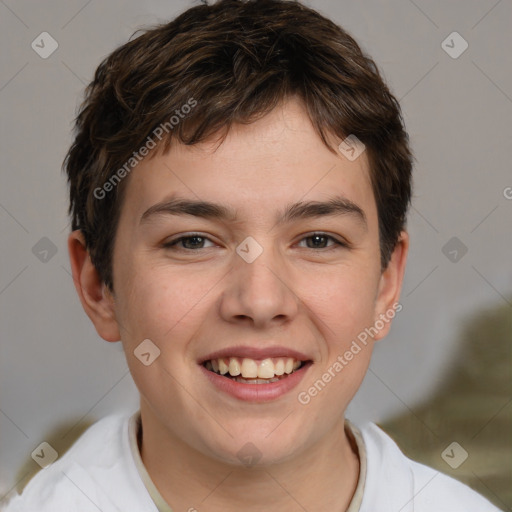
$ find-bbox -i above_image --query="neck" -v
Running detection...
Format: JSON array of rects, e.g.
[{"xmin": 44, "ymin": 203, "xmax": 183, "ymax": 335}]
[{"xmin": 139, "ymin": 403, "xmax": 360, "ymax": 512}]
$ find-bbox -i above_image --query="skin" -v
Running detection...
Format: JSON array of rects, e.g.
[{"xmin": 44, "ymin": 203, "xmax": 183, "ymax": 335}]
[{"xmin": 68, "ymin": 97, "xmax": 408, "ymax": 511}]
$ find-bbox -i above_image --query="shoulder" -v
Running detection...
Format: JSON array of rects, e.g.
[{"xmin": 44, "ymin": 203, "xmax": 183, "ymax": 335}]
[
  {"xmin": 3, "ymin": 413, "xmax": 153, "ymax": 512},
  {"xmin": 356, "ymin": 422, "xmax": 503, "ymax": 512}
]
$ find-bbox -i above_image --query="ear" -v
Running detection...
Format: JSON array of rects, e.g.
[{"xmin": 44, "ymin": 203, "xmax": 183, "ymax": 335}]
[
  {"xmin": 67, "ymin": 230, "xmax": 121, "ymax": 342},
  {"xmin": 372, "ymin": 230, "xmax": 409, "ymax": 341}
]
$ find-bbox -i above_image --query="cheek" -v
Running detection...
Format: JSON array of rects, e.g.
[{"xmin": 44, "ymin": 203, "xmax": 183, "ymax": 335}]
[
  {"xmin": 300, "ymin": 265, "xmax": 379, "ymax": 346},
  {"xmin": 296, "ymin": 271, "xmax": 376, "ymax": 413},
  {"xmin": 114, "ymin": 269, "xmax": 211, "ymax": 408},
  {"xmin": 115, "ymin": 260, "xmax": 222, "ymax": 351}
]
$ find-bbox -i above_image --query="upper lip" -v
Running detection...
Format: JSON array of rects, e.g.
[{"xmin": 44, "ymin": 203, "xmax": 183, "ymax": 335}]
[{"xmin": 199, "ymin": 345, "xmax": 312, "ymax": 364}]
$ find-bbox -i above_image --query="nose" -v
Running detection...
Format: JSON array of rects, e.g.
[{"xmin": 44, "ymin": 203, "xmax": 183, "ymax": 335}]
[{"xmin": 218, "ymin": 245, "xmax": 299, "ymax": 329}]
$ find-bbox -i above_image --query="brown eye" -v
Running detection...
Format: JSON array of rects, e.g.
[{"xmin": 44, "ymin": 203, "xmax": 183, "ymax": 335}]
[
  {"xmin": 180, "ymin": 236, "xmax": 207, "ymax": 249},
  {"xmin": 298, "ymin": 233, "xmax": 344, "ymax": 249},
  {"xmin": 163, "ymin": 234, "xmax": 215, "ymax": 250},
  {"xmin": 306, "ymin": 234, "xmax": 329, "ymax": 248}
]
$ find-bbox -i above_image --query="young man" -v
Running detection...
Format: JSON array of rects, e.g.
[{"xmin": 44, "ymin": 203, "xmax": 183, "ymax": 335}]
[{"xmin": 5, "ymin": 0, "xmax": 502, "ymax": 510}]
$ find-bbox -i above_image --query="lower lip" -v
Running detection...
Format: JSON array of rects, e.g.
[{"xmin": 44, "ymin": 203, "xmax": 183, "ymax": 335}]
[{"xmin": 199, "ymin": 362, "xmax": 312, "ymax": 402}]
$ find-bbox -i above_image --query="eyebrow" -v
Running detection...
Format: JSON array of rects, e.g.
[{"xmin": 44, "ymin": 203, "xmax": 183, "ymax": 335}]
[{"xmin": 140, "ymin": 195, "xmax": 367, "ymax": 228}]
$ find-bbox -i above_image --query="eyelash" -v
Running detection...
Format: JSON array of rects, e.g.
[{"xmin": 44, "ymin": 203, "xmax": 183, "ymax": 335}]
[{"xmin": 162, "ymin": 232, "xmax": 347, "ymax": 251}]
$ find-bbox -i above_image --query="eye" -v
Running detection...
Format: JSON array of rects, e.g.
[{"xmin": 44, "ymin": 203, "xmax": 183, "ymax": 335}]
[
  {"xmin": 297, "ymin": 233, "xmax": 346, "ymax": 250},
  {"xmin": 163, "ymin": 234, "xmax": 216, "ymax": 250}
]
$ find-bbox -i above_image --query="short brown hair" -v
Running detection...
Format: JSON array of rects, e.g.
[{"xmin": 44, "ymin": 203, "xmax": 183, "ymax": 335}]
[{"xmin": 65, "ymin": 0, "xmax": 413, "ymax": 291}]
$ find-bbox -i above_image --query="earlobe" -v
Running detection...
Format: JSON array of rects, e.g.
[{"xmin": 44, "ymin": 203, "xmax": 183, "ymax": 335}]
[
  {"xmin": 67, "ymin": 230, "xmax": 121, "ymax": 342},
  {"xmin": 372, "ymin": 231, "xmax": 409, "ymax": 341}
]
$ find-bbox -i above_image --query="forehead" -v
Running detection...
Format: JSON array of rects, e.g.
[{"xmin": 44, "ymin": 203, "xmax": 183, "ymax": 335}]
[{"xmin": 119, "ymin": 98, "xmax": 376, "ymax": 227}]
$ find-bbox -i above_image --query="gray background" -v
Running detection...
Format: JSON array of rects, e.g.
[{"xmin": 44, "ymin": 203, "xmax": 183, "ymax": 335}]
[{"xmin": 1, "ymin": 0, "xmax": 511, "ymax": 507}]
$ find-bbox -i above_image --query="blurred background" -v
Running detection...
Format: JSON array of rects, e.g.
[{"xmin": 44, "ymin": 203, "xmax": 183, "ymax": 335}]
[{"xmin": 1, "ymin": 0, "xmax": 511, "ymax": 509}]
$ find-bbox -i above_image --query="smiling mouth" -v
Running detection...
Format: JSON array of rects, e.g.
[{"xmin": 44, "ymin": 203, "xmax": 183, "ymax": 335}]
[{"xmin": 203, "ymin": 356, "xmax": 310, "ymax": 384}]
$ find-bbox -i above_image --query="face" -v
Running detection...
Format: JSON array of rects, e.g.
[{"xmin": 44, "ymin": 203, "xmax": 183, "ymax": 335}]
[{"xmin": 75, "ymin": 98, "xmax": 407, "ymax": 466}]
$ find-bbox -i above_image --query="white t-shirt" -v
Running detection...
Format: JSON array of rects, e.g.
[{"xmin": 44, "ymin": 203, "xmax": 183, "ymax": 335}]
[{"xmin": 3, "ymin": 411, "xmax": 502, "ymax": 511}]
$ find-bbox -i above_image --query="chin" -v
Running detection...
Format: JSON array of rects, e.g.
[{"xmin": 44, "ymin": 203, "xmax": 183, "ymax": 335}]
[{"xmin": 198, "ymin": 421, "xmax": 309, "ymax": 468}]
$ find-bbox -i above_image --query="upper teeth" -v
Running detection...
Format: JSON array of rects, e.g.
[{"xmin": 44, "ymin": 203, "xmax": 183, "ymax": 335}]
[{"xmin": 206, "ymin": 357, "xmax": 302, "ymax": 379}]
